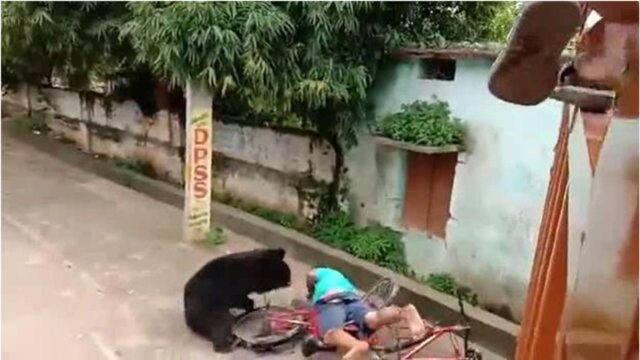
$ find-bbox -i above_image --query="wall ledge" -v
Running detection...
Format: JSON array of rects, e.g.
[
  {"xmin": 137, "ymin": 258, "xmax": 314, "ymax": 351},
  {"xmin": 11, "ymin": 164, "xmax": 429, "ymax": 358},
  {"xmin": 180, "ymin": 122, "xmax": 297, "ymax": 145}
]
[{"xmin": 373, "ymin": 136, "xmax": 465, "ymax": 154}]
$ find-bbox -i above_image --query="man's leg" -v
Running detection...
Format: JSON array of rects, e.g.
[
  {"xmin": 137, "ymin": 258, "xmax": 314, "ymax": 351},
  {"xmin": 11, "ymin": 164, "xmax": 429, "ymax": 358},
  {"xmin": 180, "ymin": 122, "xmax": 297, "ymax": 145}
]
[
  {"xmin": 363, "ymin": 304, "xmax": 426, "ymax": 339},
  {"xmin": 318, "ymin": 301, "xmax": 370, "ymax": 360},
  {"xmin": 324, "ymin": 329, "xmax": 370, "ymax": 360}
]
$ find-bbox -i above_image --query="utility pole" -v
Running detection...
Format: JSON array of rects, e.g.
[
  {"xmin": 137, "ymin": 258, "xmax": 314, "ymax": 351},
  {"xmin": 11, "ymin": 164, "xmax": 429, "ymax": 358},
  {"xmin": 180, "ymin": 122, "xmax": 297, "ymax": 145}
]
[{"xmin": 184, "ymin": 81, "xmax": 213, "ymax": 241}]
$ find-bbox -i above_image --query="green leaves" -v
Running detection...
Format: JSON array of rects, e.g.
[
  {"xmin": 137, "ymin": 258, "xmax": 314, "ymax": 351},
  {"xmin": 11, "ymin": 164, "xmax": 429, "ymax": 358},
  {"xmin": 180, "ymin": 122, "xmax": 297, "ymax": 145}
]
[
  {"xmin": 3, "ymin": 1, "xmax": 515, "ymax": 149},
  {"xmin": 377, "ymin": 98, "xmax": 465, "ymax": 147},
  {"xmin": 206, "ymin": 226, "xmax": 225, "ymax": 246},
  {"xmin": 422, "ymin": 273, "xmax": 479, "ymax": 306},
  {"xmin": 2, "ymin": 2, "xmax": 134, "ymax": 88},
  {"xmin": 217, "ymin": 193, "xmax": 408, "ymax": 274},
  {"xmin": 31, "ymin": 9, "xmax": 53, "ymax": 26},
  {"xmin": 125, "ymin": 2, "xmax": 295, "ymax": 102},
  {"xmin": 313, "ymin": 211, "xmax": 409, "ymax": 274},
  {"xmin": 347, "ymin": 224, "xmax": 408, "ymax": 274}
]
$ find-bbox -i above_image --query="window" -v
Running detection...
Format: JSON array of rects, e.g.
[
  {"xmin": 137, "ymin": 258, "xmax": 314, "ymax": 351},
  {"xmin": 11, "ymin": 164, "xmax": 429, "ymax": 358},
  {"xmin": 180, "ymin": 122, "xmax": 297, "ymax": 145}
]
[
  {"xmin": 402, "ymin": 152, "xmax": 457, "ymax": 238},
  {"xmin": 419, "ymin": 59, "xmax": 456, "ymax": 81}
]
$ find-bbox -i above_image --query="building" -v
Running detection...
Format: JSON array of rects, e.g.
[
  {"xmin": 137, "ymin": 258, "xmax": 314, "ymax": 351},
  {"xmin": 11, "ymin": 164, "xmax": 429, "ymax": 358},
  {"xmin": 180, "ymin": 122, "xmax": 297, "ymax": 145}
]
[{"xmin": 345, "ymin": 44, "xmax": 566, "ymax": 321}]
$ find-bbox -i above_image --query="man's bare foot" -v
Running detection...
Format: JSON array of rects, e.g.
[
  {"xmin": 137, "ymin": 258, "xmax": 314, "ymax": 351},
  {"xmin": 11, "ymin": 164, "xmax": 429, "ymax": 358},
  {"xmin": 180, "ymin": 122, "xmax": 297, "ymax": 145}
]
[
  {"xmin": 343, "ymin": 340, "xmax": 370, "ymax": 360},
  {"xmin": 402, "ymin": 304, "xmax": 427, "ymax": 340}
]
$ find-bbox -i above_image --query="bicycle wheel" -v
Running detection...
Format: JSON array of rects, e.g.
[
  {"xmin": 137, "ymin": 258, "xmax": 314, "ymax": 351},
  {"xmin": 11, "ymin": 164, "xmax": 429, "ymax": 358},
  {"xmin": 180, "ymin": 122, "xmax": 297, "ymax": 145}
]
[
  {"xmin": 369, "ymin": 326, "xmax": 433, "ymax": 354},
  {"xmin": 232, "ymin": 306, "xmax": 306, "ymax": 350},
  {"xmin": 466, "ymin": 348, "xmax": 483, "ymax": 360},
  {"xmin": 363, "ymin": 277, "xmax": 399, "ymax": 309}
]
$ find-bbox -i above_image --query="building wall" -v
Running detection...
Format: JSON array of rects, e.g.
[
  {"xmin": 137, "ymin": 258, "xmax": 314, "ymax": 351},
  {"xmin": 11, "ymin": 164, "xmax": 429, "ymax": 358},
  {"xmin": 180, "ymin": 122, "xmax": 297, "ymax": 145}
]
[
  {"xmin": 346, "ymin": 58, "xmax": 564, "ymax": 321},
  {"xmin": 3, "ymin": 85, "xmax": 336, "ymax": 218}
]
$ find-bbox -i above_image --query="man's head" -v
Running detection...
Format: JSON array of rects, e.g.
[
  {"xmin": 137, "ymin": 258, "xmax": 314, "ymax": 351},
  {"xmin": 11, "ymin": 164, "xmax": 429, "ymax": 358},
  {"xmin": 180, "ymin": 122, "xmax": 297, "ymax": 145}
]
[{"xmin": 306, "ymin": 269, "xmax": 318, "ymax": 300}]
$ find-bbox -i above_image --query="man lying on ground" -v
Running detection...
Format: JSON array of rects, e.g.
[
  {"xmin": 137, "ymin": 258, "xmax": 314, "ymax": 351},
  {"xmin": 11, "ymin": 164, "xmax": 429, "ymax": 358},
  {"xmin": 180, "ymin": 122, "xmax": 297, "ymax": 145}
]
[{"xmin": 305, "ymin": 267, "xmax": 426, "ymax": 360}]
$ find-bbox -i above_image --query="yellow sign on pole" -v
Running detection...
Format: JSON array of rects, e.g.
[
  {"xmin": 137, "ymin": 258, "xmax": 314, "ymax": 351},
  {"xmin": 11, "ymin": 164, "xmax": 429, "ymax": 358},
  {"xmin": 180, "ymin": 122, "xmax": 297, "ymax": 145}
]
[{"xmin": 184, "ymin": 83, "xmax": 213, "ymax": 241}]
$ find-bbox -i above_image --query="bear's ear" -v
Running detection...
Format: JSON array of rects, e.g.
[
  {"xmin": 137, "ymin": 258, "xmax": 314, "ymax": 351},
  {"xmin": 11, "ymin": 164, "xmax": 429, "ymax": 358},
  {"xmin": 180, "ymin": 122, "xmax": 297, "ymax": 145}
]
[
  {"xmin": 269, "ymin": 248, "xmax": 286, "ymax": 260},
  {"xmin": 258, "ymin": 248, "xmax": 286, "ymax": 260}
]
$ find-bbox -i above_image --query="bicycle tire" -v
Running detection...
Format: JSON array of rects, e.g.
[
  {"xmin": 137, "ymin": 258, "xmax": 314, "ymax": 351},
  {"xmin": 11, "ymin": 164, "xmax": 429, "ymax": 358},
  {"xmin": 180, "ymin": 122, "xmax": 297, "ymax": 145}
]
[
  {"xmin": 362, "ymin": 277, "xmax": 399, "ymax": 309},
  {"xmin": 466, "ymin": 348, "xmax": 483, "ymax": 360},
  {"xmin": 232, "ymin": 306, "xmax": 305, "ymax": 350}
]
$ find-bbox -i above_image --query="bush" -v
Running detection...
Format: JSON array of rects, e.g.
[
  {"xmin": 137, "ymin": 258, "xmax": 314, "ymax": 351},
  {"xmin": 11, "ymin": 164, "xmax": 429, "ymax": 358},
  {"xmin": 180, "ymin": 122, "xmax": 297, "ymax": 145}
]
[
  {"xmin": 248, "ymin": 205, "xmax": 299, "ymax": 229},
  {"xmin": 15, "ymin": 112, "xmax": 50, "ymax": 134},
  {"xmin": 213, "ymin": 195, "xmax": 409, "ymax": 276},
  {"xmin": 376, "ymin": 98, "xmax": 464, "ymax": 147},
  {"xmin": 114, "ymin": 158, "xmax": 156, "ymax": 178},
  {"xmin": 312, "ymin": 211, "xmax": 355, "ymax": 250},
  {"xmin": 28, "ymin": 113, "xmax": 50, "ymax": 134},
  {"xmin": 313, "ymin": 211, "xmax": 409, "ymax": 274},
  {"xmin": 423, "ymin": 272, "xmax": 478, "ymax": 306},
  {"xmin": 215, "ymin": 194, "xmax": 306, "ymax": 232},
  {"xmin": 347, "ymin": 224, "xmax": 408, "ymax": 274},
  {"xmin": 207, "ymin": 226, "xmax": 225, "ymax": 246}
]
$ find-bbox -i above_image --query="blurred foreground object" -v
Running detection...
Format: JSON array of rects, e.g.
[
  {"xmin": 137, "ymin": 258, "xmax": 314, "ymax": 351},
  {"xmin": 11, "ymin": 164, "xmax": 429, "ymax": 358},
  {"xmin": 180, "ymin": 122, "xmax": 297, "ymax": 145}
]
[{"xmin": 501, "ymin": 2, "xmax": 638, "ymax": 360}]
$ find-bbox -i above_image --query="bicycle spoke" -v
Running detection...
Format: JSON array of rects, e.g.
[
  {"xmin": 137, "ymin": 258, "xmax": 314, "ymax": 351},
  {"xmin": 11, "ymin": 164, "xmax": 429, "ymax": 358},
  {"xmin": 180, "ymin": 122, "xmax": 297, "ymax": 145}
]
[{"xmin": 448, "ymin": 333, "xmax": 461, "ymax": 356}]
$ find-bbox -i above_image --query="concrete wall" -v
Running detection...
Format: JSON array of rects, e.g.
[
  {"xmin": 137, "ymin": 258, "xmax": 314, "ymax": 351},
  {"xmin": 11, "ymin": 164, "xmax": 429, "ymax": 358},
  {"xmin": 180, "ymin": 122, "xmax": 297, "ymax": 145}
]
[
  {"xmin": 211, "ymin": 121, "xmax": 335, "ymax": 216},
  {"xmin": 346, "ymin": 58, "xmax": 564, "ymax": 321},
  {"xmin": 3, "ymin": 85, "xmax": 336, "ymax": 218},
  {"xmin": 11, "ymin": 85, "xmax": 185, "ymax": 183}
]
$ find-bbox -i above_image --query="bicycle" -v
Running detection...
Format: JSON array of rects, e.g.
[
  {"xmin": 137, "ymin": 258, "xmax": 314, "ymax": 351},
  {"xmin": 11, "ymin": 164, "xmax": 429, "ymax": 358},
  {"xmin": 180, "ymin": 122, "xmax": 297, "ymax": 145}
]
[
  {"xmin": 394, "ymin": 290, "xmax": 482, "ymax": 360},
  {"xmin": 232, "ymin": 277, "xmax": 482, "ymax": 360}
]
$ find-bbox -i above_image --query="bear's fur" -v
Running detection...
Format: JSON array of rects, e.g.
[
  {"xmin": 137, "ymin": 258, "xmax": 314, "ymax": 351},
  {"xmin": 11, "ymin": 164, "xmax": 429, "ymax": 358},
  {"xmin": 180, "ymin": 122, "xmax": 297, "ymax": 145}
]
[{"xmin": 183, "ymin": 248, "xmax": 291, "ymax": 352}]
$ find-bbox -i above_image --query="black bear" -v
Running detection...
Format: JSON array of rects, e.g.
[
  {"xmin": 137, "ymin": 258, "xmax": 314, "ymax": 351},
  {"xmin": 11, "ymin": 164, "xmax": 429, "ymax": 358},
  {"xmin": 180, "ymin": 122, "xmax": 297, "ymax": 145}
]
[{"xmin": 183, "ymin": 248, "xmax": 291, "ymax": 352}]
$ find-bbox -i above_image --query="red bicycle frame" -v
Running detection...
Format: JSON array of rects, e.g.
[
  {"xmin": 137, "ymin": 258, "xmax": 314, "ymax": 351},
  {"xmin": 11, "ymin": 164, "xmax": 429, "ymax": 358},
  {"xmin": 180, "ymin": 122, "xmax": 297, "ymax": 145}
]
[
  {"xmin": 266, "ymin": 307, "xmax": 319, "ymax": 334},
  {"xmin": 265, "ymin": 306, "xmax": 375, "ymax": 340},
  {"xmin": 400, "ymin": 323, "xmax": 471, "ymax": 360},
  {"xmin": 265, "ymin": 307, "xmax": 471, "ymax": 359}
]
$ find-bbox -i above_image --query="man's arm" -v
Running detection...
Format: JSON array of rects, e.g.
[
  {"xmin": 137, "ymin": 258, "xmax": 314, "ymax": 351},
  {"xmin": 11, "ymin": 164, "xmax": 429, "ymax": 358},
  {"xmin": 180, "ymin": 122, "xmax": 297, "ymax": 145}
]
[{"xmin": 306, "ymin": 269, "xmax": 317, "ymax": 301}]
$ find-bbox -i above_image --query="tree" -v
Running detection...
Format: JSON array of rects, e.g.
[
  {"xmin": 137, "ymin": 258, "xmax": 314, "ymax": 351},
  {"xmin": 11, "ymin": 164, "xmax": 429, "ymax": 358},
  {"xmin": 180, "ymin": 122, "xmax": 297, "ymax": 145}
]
[
  {"xmin": 3, "ymin": 1, "xmax": 516, "ymax": 136},
  {"xmin": 123, "ymin": 2, "xmax": 393, "ymax": 209},
  {"xmin": 123, "ymin": 1, "xmax": 517, "ymax": 210},
  {"xmin": 123, "ymin": 3, "xmax": 299, "ymax": 110},
  {"xmin": 3, "ymin": 1, "xmax": 516, "ymax": 207},
  {"xmin": 1, "ymin": 2, "xmax": 132, "ymax": 90},
  {"xmin": 390, "ymin": 2, "xmax": 518, "ymax": 47}
]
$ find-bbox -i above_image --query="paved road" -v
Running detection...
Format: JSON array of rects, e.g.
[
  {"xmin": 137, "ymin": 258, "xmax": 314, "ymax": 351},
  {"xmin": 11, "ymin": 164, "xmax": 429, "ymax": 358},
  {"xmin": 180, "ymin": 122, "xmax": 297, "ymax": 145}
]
[{"xmin": 2, "ymin": 123, "xmax": 502, "ymax": 360}]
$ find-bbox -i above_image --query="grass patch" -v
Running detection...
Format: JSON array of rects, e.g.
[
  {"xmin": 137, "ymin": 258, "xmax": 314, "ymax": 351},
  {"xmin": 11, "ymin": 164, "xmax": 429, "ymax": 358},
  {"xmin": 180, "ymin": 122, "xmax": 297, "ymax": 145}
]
[
  {"xmin": 215, "ymin": 194, "xmax": 308, "ymax": 232},
  {"xmin": 422, "ymin": 272, "xmax": 478, "ymax": 306},
  {"xmin": 29, "ymin": 117, "xmax": 50, "ymax": 134},
  {"xmin": 14, "ymin": 111, "xmax": 50, "ymax": 134},
  {"xmin": 214, "ymin": 194, "xmax": 408, "ymax": 274},
  {"xmin": 313, "ymin": 211, "xmax": 409, "ymax": 274},
  {"xmin": 114, "ymin": 157, "xmax": 156, "ymax": 178},
  {"xmin": 207, "ymin": 226, "xmax": 225, "ymax": 246}
]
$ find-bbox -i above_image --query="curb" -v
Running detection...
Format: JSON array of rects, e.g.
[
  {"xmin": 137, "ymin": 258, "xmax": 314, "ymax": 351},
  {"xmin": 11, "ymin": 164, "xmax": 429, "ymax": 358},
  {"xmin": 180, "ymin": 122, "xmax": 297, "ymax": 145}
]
[{"xmin": 7, "ymin": 122, "xmax": 519, "ymax": 358}]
